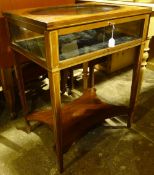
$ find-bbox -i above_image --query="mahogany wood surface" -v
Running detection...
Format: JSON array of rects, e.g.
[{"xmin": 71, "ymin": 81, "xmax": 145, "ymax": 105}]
[
  {"xmin": 26, "ymin": 88, "xmax": 128, "ymax": 153},
  {"xmin": 0, "ymin": 0, "xmax": 75, "ymax": 16}
]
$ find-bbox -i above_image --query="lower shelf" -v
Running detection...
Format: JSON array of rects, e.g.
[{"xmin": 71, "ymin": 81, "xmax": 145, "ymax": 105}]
[{"xmin": 26, "ymin": 88, "xmax": 128, "ymax": 153}]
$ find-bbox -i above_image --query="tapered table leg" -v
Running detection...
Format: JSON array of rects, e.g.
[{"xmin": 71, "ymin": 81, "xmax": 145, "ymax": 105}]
[
  {"xmin": 48, "ymin": 71, "xmax": 63, "ymax": 172},
  {"xmin": 128, "ymin": 45, "xmax": 142, "ymax": 127},
  {"xmin": 128, "ymin": 37, "xmax": 151, "ymax": 127}
]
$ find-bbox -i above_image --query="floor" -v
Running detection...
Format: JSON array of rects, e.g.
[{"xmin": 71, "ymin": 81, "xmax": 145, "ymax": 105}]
[{"xmin": 0, "ymin": 67, "xmax": 154, "ymax": 175}]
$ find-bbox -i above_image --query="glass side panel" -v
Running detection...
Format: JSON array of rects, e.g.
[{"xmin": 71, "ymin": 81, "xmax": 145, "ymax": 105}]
[
  {"xmin": 9, "ymin": 23, "xmax": 45, "ymax": 60},
  {"xmin": 59, "ymin": 19, "xmax": 143, "ymax": 61}
]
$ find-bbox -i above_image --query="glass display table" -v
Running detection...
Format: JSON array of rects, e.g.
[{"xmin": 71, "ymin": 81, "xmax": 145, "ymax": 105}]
[{"xmin": 3, "ymin": 2, "xmax": 151, "ymax": 172}]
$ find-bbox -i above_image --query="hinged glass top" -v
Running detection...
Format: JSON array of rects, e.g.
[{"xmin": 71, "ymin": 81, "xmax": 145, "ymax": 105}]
[
  {"xmin": 4, "ymin": 3, "xmax": 150, "ymax": 30},
  {"xmin": 29, "ymin": 4, "xmax": 119, "ymax": 15}
]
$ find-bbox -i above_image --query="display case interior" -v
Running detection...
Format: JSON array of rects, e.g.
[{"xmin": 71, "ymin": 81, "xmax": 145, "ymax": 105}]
[
  {"xmin": 9, "ymin": 18, "xmax": 144, "ymax": 62},
  {"xmin": 9, "ymin": 23, "xmax": 45, "ymax": 60},
  {"xmin": 59, "ymin": 19, "xmax": 143, "ymax": 60}
]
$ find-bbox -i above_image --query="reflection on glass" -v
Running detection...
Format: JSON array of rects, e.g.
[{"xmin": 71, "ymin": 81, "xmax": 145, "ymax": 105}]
[
  {"xmin": 29, "ymin": 4, "xmax": 119, "ymax": 15},
  {"xmin": 59, "ymin": 20, "xmax": 143, "ymax": 60},
  {"xmin": 9, "ymin": 19, "xmax": 143, "ymax": 62},
  {"xmin": 9, "ymin": 23, "xmax": 45, "ymax": 60}
]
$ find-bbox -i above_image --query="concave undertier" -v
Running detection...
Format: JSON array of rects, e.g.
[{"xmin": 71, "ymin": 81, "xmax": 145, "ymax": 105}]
[{"xmin": 26, "ymin": 88, "xmax": 128, "ymax": 153}]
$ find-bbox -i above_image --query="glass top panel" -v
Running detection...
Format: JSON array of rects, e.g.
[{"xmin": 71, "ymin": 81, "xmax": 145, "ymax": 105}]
[{"xmin": 29, "ymin": 4, "xmax": 119, "ymax": 16}]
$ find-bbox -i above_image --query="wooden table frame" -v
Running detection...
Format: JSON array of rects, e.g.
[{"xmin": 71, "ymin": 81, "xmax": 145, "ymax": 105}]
[{"xmin": 4, "ymin": 3, "xmax": 151, "ymax": 172}]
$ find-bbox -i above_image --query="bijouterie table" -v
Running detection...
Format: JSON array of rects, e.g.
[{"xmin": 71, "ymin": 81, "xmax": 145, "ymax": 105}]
[{"xmin": 3, "ymin": 3, "xmax": 151, "ymax": 172}]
